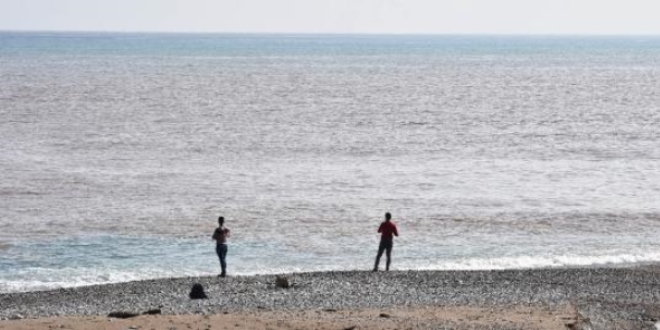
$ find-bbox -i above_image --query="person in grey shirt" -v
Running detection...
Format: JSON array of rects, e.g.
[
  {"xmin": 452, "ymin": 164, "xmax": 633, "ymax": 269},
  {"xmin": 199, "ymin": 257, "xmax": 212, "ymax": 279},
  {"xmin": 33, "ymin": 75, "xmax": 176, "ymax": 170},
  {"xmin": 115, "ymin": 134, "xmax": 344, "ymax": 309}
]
[{"xmin": 212, "ymin": 216, "xmax": 231, "ymax": 277}]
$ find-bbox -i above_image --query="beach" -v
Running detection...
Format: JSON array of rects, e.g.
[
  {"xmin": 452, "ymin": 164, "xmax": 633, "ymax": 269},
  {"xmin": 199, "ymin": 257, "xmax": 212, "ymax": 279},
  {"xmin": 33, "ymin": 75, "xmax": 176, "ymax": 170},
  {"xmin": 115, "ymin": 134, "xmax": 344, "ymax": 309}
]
[
  {"xmin": 3, "ymin": 266, "xmax": 660, "ymax": 329},
  {"xmin": 3, "ymin": 33, "xmax": 660, "ymax": 329}
]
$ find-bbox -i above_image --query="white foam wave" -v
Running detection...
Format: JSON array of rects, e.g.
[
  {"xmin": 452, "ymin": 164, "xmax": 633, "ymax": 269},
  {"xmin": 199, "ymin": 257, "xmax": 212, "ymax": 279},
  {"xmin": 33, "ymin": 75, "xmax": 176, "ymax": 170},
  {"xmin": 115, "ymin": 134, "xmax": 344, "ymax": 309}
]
[
  {"xmin": 409, "ymin": 252, "xmax": 660, "ymax": 271},
  {"xmin": 0, "ymin": 267, "xmax": 214, "ymax": 293},
  {"xmin": 4, "ymin": 252, "xmax": 660, "ymax": 293}
]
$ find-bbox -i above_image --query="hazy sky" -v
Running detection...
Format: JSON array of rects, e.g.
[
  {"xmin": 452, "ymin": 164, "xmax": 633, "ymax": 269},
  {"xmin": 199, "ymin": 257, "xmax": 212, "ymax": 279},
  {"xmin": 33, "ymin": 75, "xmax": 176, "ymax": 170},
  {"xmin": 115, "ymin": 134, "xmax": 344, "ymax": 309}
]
[{"xmin": 1, "ymin": 0, "xmax": 659, "ymax": 34}]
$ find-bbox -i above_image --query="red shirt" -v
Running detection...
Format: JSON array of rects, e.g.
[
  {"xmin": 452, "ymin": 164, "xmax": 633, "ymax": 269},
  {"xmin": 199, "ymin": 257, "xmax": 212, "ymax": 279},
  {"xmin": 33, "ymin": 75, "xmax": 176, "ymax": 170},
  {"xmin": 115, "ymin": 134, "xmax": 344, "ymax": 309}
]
[{"xmin": 378, "ymin": 221, "xmax": 399, "ymax": 240}]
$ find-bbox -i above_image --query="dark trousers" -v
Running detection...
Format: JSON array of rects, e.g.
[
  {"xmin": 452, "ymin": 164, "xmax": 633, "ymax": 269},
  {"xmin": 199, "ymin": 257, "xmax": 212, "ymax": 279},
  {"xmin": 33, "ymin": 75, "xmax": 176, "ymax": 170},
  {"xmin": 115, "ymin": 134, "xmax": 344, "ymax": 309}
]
[
  {"xmin": 216, "ymin": 243, "xmax": 228, "ymax": 275},
  {"xmin": 374, "ymin": 239, "xmax": 393, "ymax": 271}
]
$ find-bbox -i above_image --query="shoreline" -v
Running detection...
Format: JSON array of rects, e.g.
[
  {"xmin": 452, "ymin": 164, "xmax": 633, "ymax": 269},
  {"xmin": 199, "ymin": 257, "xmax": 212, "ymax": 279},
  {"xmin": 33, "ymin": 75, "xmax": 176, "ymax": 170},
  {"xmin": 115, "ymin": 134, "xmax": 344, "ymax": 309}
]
[
  {"xmin": 3, "ymin": 259, "xmax": 657, "ymax": 296},
  {"xmin": 2, "ymin": 266, "xmax": 660, "ymax": 329}
]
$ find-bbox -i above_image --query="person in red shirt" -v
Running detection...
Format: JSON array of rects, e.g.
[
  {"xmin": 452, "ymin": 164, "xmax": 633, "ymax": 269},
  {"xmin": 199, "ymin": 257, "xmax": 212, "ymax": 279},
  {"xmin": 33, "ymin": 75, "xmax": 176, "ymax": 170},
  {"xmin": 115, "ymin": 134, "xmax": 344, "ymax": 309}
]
[{"xmin": 373, "ymin": 212, "xmax": 399, "ymax": 272}]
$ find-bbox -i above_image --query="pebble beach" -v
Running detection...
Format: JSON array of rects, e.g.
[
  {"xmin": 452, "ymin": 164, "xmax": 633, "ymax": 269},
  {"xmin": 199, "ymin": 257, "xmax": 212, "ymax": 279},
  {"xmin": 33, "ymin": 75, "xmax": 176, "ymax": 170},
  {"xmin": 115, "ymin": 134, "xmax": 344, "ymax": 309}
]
[{"xmin": 3, "ymin": 266, "xmax": 660, "ymax": 329}]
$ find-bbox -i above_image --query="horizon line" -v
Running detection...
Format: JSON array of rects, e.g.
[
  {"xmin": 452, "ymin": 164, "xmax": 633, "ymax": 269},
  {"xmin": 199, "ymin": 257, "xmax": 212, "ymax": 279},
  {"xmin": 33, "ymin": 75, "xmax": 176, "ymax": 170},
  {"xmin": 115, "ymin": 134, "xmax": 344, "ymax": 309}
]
[{"xmin": 1, "ymin": 28, "xmax": 660, "ymax": 37}]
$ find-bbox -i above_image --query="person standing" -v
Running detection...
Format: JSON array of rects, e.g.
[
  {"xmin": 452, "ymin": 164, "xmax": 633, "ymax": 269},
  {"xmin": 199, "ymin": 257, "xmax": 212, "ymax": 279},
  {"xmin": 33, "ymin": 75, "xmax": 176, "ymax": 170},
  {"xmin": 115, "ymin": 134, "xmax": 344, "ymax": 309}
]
[
  {"xmin": 373, "ymin": 212, "xmax": 398, "ymax": 272},
  {"xmin": 212, "ymin": 216, "xmax": 231, "ymax": 277}
]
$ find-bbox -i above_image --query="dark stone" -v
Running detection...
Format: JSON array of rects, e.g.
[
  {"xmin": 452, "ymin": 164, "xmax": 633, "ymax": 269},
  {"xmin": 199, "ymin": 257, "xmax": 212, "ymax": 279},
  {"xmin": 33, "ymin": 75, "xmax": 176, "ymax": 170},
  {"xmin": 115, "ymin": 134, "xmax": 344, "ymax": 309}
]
[
  {"xmin": 108, "ymin": 311, "xmax": 140, "ymax": 319},
  {"xmin": 275, "ymin": 276, "xmax": 291, "ymax": 289},
  {"xmin": 142, "ymin": 309, "xmax": 162, "ymax": 315},
  {"xmin": 189, "ymin": 283, "xmax": 208, "ymax": 300},
  {"xmin": 379, "ymin": 313, "xmax": 391, "ymax": 318}
]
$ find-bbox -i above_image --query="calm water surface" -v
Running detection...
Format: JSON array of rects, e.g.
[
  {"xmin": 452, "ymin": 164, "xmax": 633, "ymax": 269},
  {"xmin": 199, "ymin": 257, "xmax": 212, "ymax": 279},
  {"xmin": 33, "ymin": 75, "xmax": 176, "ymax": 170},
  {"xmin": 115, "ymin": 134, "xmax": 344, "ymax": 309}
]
[{"xmin": 1, "ymin": 33, "xmax": 660, "ymax": 292}]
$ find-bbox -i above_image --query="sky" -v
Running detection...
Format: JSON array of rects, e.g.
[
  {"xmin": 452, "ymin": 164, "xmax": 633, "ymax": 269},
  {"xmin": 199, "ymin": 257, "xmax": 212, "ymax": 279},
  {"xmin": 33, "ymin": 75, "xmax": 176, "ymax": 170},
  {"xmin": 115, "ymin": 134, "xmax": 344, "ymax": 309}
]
[{"xmin": 0, "ymin": 0, "xmax": 659, "ymax": 35}]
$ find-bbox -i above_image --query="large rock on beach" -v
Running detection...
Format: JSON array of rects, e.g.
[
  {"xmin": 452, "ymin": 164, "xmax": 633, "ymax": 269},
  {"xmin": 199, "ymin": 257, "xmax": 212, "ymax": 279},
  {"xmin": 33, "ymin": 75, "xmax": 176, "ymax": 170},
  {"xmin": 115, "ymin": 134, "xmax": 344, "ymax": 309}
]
[{"xmin": 189, "ymin": 283, "xmax": 208, "ymax": 300}]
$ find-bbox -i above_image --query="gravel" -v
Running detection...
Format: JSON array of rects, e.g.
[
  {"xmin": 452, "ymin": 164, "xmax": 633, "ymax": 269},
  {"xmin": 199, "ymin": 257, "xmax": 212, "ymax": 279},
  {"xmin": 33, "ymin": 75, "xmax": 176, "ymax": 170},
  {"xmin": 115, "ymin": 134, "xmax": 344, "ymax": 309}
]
[{"xmin": 2, "ymin": 266, "xmax": 660, "ymax": 329}]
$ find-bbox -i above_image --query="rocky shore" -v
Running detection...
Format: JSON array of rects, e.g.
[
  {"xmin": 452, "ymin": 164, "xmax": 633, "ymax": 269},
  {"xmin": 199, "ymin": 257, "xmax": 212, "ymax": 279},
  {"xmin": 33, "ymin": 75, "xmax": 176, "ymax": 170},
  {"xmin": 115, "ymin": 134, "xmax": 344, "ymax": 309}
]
[{"xmin": 2, "ymin": 266, "xmax": 660, "ymax": 329}]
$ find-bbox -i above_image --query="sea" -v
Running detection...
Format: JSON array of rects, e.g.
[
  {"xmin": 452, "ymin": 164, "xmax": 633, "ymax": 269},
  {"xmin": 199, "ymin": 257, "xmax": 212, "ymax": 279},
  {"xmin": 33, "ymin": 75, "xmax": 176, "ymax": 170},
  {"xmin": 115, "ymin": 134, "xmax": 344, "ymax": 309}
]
[{"xmin": 1, "ymin": 32, "xmax": 660, "ymax": 293}]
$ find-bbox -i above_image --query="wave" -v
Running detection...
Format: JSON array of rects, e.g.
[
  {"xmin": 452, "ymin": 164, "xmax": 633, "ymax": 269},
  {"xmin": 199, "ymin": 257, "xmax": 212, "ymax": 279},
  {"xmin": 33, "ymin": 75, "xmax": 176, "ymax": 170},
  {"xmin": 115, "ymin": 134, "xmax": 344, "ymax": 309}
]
[
  {"xmin": 411, "ymin": 252, "xmax": 660, "ymax": 271},
  {"xmin": 0, "ymin": 266, "xmax": 209, "ymax": 293},
  {"xmin": 4, "ymin": 251, "xmax": 660, "ymax": 293}
]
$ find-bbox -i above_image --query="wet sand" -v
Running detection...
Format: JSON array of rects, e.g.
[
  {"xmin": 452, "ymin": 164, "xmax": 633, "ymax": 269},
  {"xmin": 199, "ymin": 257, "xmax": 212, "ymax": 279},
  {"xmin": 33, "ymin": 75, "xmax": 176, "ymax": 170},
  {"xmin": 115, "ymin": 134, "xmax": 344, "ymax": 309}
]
[{"xmin": 0, "ymin": 305, "xmax": 575, "ymax": 330}]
